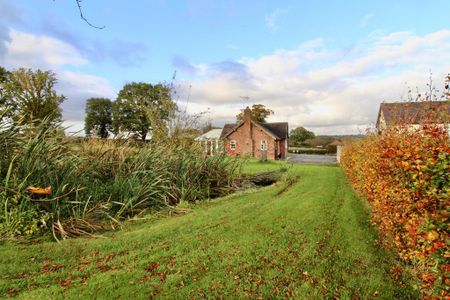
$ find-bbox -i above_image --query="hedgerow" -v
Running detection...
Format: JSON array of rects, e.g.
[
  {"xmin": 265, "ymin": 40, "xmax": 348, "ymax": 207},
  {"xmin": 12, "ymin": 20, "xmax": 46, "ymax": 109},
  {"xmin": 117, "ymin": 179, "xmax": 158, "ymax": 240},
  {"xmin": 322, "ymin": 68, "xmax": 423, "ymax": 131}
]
[{"xmin": 341, "ymin": 121, "xmax": 449, "ymax": 297}]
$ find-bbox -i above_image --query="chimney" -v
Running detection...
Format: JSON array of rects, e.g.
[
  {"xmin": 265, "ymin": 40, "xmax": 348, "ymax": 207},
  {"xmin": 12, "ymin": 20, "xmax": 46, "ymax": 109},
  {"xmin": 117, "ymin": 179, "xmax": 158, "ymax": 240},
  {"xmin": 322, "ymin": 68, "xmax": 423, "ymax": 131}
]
[{"xmin": 243, "ymin": 106, "xmax": 252, "ymax": 123}]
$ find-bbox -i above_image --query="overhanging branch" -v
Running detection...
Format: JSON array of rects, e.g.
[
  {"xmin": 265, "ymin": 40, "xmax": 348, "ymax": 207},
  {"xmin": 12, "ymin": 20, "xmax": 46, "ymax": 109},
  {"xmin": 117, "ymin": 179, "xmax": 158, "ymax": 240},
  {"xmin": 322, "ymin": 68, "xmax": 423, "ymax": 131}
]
[{"xmin": 75, "ymin": 0, "xmax": 105, "ymax": 29}]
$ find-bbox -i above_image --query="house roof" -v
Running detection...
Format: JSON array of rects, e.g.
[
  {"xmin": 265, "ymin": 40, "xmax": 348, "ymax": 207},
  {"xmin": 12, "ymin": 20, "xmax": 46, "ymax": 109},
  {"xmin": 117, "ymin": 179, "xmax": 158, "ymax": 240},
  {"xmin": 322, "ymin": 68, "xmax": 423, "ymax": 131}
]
[
  {"xmin": 256, "ymin": 122, "xmax": 289, "ymax": 139},
  {"xmin": 328, "ymin": 140, "xmax": 344, "ymax": 146},
  {"xmin": 220, "ymin": 121, "xmax": 288, "ymax": 140},
  {"xmin": 195, "ymin": 128, "xmax": 223, "ymax": 141},
  {"xmin": 220, "ymin": 123, "xmax": 240, "ymax": 139},
  {"xmin": 377, "ymin": 101, "xmax": 449, "ymax": 127}
]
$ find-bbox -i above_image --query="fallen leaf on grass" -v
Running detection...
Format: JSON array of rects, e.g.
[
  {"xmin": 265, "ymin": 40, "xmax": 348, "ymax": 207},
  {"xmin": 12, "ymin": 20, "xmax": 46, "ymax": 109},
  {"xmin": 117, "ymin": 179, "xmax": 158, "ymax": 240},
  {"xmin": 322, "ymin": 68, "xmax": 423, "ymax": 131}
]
[
  {"xmin": 59, "ymin": 277, "xmax": 72, "ymax": 289},
  {"xmin": 26, "ymin": 186, "xmax": 51, "ymax": 195},
  {"xmin": 7, "ymin": 288, "xmax": 18, "ymax": 297}
]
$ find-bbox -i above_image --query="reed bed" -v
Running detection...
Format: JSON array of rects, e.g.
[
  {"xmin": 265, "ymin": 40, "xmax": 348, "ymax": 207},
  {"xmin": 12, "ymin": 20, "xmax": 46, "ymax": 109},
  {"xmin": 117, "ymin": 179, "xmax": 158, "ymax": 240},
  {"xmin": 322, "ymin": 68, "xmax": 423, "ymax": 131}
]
[{"xmin": 0, "ymin": 120, "xmax": 240, "ymax": 241}]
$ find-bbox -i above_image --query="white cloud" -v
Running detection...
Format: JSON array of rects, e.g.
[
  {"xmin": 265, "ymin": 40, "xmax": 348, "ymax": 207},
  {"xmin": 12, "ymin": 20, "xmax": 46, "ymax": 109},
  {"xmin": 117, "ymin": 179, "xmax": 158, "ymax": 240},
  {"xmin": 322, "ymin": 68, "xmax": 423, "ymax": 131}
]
[
  {"xmin": 265, "ymin": 8, "xmax": 289, "ymax": 32},
  {"xmin": 2, "ymin": 30, "xmax": 88, "ymax": 70},
  {"xmin": 178, "ymin": 30, "xmax": 450, "ymax": 134},
  {"xmin": 59, "ymin": 71, "xmax": 116, "ymax": 98},
  {"xmin": 0, "ymin": 28, "xmax": 116, "ymax": 131},
  {"xmin": 58, "ymin": 71, "xmax": 116, "ymax": 122}
]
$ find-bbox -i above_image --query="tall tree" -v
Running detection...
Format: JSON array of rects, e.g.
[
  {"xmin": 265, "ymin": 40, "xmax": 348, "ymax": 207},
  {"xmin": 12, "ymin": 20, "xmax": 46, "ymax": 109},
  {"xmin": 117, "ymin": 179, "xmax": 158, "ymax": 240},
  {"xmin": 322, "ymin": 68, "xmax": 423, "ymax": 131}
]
[
  {"xmin": 289, "ymin": 127, "xmax": 315, "ymax": 146},
  {"xmin": 3, "ymin": 68, "xmax": 65, "ymax": 126},
  {"xmin": 0, "ymin": 66, "xmax": 11, "ymax": 120},
  {"xmin": 236, "ymin": 104, "xmax": 274, "ymax": 123},
  {"xmin": 112, "ymin": 82, "xmax": 176, "ymax": 141},
  {"xmin": 0, "ymin": 66, "xmax": 8, "ymax": 101},
  {"xmin": 84, "ymin": 98, "xmax": 112, "ymax": 138}
]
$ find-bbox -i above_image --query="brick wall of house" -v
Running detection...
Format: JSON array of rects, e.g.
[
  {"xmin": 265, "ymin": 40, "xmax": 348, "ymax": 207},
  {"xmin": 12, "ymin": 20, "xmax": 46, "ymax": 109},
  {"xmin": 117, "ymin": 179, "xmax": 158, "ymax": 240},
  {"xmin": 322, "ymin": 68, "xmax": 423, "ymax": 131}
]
[
  {"xmin": 224, "ymin": 122, "xmax": 249, "ymax": 157},
  {"xmin": 224, "ymin": 120, "xmax": 277, "ymax": 160},
  {"xmin": 252, "ymin": 126, "xmax": 276, "ymax": 160},
  {"xmin": 279, "ymin": 139, "xmax": 286, "ymax": 159}
]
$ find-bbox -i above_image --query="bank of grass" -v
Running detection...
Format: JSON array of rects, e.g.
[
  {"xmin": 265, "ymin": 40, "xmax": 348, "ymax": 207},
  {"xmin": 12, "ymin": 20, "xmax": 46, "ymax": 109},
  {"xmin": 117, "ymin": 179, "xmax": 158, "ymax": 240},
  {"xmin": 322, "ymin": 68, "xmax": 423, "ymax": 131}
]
[{"xmin": 0, "ymin": 161, "xmax": 417, "ymax": 299}]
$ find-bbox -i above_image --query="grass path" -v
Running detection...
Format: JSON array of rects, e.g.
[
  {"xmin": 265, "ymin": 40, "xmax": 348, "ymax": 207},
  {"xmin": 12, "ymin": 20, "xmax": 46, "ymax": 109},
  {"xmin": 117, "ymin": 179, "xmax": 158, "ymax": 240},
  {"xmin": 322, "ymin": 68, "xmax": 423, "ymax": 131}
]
[{"xmin": 0, "ymin": 162, "xmax": 416, "ymax": 299}]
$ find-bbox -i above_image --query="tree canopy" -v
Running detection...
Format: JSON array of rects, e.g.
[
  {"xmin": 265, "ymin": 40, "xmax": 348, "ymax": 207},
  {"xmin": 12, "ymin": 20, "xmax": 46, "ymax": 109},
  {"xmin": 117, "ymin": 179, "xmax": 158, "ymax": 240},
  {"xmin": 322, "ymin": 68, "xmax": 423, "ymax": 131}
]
[
  {"xmin": 112, "ymin": 82, "xmax": 176, "ymax": 141},
  {"xmin": 236, "ymin": 104, "xmax": 274, "ymax": 123},
  {"xmin": 289, "ymin": 127, "xmax": 316, "ymax": 146},
  {"xmin": 2, "ymin": 68, "xmax": 65, "ymax": 126},
  {"xmin": 84, "ymin": 98, "xmax": 113, "ymax": 138},
  {"xmin": 0, "ymin": 66, "xmax": 10, "ymax": 118}
]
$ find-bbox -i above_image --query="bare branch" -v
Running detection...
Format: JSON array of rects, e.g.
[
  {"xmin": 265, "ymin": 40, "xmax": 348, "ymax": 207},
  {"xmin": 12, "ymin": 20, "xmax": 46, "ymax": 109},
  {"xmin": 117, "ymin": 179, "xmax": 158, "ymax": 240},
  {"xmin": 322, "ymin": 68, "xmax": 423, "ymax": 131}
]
[{"xmin": 75, "ymin": 0, "xmax": 105, "ymax": 29}]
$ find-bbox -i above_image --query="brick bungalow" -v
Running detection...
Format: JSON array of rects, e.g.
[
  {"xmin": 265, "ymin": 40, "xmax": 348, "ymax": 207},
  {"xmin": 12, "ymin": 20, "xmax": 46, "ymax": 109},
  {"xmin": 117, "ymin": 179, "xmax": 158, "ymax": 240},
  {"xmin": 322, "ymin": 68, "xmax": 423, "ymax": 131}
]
[{"xmin": 220, "ymin": 107, "xmax": 289, "ymax": 160}]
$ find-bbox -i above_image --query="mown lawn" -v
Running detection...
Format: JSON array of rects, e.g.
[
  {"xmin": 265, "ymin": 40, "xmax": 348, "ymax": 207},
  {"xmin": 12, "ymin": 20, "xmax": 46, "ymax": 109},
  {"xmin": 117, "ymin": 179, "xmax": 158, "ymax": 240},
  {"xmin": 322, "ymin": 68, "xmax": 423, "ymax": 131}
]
[{"xmin": 0, "ymin": 161, "xmax": 416, "ymax": 299}]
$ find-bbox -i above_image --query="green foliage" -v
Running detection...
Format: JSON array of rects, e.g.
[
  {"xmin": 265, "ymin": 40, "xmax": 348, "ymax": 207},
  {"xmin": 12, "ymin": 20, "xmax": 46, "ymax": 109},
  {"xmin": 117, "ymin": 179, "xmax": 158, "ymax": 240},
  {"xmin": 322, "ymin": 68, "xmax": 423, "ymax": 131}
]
[
  {"xmin": 112, "ymin": 82, "xmax": 177, "ymax": 141},
  {"xmin": 236, "ymin": 104, "xmax": 274, "ymax": 123},
  {"xmin": 288, "ymin": 147, "xmax": 328, "ymax": 155},
  {"xmin": 84, "ymin": 98, "xmax": 113, "ymax": 138},
  {"xmin": 2, "ymin": 68, "xmax": 65, "ymax": 127},
  {"xmin": 0, "ymin": 66, "xmax": 10, "ymax": 115},
  {"xmin": 289, "ymin": 127, "xmax": 315, "ymax": 147}
]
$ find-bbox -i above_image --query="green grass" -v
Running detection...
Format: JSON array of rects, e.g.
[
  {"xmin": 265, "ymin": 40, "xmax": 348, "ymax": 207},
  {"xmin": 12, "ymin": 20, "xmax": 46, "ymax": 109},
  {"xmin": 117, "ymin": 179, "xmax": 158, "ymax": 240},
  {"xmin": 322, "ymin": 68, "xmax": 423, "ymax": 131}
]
[{"xmin": 0, "ymin": 161, "xmax": 417, "ymax": 299}]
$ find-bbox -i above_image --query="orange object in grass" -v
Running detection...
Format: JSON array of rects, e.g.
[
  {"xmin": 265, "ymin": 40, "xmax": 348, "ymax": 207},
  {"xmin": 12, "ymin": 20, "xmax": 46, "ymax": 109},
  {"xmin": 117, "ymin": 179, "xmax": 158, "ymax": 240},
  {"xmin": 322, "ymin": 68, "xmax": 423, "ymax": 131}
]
[{"xmin": 26, "ymin": 186, "xmax": 52, "ymax": 195}]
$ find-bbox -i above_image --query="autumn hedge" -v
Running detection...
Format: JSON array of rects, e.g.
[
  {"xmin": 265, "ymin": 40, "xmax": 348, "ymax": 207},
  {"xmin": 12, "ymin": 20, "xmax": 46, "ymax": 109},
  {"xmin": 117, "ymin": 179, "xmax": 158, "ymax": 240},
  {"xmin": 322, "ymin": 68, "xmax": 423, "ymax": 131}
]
[{"xmin": 341, "ymin": 122, "xmax": 449, "ymax": 297}]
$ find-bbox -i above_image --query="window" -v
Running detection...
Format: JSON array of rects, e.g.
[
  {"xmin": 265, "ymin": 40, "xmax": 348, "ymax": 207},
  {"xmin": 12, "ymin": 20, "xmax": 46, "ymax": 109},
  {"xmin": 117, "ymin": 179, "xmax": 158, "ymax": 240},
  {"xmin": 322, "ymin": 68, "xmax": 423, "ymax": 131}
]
[
  {"xmin": 260, "ymin": 140, "xmax": 267, "ymax": 151},
  {"xmin": 230, "ymin": 140, "xmax": 236, "ymax": 150}
]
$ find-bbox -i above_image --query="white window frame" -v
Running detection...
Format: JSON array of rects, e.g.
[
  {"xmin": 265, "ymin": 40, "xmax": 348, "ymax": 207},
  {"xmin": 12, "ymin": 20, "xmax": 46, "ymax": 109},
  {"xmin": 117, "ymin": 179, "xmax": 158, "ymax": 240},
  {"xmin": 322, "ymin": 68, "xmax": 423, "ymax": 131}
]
[
  {"xmin": 260, "ymin": 140, "xmax": 267, "ymax": 151},
  {"xmin": 230, "ymin": 140, "xmax": 236, "ymax": 150}
]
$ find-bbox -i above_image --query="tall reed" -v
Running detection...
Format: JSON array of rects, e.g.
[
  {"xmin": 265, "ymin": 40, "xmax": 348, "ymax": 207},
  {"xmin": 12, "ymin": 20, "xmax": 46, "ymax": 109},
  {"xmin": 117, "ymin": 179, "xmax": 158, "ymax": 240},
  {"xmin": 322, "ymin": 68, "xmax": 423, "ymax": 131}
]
[{"xmin": 0, "ymin": 120, "xmax": 240, "ymax": 240}]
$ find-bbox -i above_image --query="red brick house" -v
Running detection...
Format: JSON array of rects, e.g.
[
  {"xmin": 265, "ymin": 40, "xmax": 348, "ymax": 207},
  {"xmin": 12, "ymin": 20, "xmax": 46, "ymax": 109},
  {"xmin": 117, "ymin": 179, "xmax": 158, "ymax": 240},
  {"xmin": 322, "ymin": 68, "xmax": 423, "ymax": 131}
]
[{"xmin": 220, "ymin": 107, "xmax": 289, "ymax": 160}]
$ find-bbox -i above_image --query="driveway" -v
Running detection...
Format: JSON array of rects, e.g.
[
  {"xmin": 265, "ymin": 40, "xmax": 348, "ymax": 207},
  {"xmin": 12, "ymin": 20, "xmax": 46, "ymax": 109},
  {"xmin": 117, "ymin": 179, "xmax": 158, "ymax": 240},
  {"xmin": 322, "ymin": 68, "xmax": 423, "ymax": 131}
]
[{"xmin": 288, "ymin": 153, "xmax": 337, "ymax": 164}]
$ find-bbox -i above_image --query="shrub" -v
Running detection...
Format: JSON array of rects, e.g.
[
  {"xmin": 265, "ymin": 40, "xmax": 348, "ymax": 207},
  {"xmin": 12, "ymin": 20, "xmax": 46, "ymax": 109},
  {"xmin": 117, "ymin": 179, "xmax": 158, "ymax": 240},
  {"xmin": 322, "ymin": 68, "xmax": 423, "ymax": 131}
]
[
  {"xmin": 326, "ymin": 144, "xmax": 337, "ymax": 154},
  {"xmin": 341, "ymin": 124, "xmax": 449, "ymax": 297},
  {"xmin": 288, "ymin": 147, "xmax": 328, "ymax": 155}
]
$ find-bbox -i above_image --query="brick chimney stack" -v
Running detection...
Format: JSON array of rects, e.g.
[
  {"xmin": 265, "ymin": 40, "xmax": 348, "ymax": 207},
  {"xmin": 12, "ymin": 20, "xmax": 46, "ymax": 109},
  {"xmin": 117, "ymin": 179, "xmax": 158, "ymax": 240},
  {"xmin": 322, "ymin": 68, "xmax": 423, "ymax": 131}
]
[{"xmin": 243, "ymin": 106, "xmax": 252, "ymax": 123}]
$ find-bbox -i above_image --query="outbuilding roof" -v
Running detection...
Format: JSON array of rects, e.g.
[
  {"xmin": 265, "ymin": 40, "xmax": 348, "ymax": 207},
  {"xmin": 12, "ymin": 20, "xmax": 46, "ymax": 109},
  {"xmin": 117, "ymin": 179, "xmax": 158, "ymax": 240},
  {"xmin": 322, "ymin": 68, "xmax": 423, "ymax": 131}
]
[
  {"xmin": 195, "ymin": 128, "xmax": 223, "ymax": 141},
  {"xmin": 377, "ymin": 101, "xmax": 449, "ymax": 127}
]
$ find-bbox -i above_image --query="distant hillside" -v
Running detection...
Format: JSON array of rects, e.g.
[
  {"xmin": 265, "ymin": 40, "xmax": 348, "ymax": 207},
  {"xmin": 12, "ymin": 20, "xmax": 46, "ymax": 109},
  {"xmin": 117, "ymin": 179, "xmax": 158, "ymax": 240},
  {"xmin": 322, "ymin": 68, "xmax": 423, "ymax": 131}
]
[{"xmin": 301, "ymin": 134, "xmax": 365, "ymax": 147}]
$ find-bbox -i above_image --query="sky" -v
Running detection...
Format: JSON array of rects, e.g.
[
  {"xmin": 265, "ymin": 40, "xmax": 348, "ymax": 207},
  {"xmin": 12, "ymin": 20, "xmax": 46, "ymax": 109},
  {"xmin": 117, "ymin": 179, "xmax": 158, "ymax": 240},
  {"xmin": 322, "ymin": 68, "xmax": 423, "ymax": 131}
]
[{"xmin": 1, "ymin": 0, "xmax": 449, "ymax": 135}]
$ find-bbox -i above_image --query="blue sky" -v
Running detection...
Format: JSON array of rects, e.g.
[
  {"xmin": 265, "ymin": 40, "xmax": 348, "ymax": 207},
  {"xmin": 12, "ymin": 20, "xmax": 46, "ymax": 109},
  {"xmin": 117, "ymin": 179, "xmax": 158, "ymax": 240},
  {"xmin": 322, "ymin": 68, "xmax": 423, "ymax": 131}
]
[{"xmin": 1, "ymin": 0, "xmax": 449, "ymax": 134}]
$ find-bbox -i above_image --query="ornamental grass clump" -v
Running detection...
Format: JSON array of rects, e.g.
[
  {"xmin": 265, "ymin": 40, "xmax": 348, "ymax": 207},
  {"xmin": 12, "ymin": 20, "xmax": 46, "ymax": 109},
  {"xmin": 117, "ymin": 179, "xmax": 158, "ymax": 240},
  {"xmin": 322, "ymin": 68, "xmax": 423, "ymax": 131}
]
[
  {"xmin": 0, "ymin": 119, "xmax": 240, "ymax": 241},
  {"xmin": 341, "ymin": 100, "xmax": 449, "ymax": 297}
]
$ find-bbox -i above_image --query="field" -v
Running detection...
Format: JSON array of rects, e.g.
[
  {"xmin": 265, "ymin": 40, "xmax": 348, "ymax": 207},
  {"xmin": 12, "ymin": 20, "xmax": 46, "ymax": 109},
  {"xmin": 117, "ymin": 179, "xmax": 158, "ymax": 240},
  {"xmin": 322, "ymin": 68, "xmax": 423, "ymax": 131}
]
[{"xmin": 0, "ymin": 161, "xmax": 417, "ymax": 299}]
